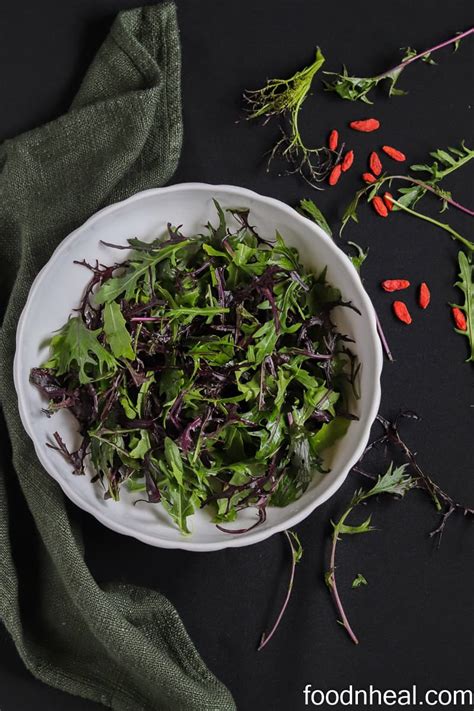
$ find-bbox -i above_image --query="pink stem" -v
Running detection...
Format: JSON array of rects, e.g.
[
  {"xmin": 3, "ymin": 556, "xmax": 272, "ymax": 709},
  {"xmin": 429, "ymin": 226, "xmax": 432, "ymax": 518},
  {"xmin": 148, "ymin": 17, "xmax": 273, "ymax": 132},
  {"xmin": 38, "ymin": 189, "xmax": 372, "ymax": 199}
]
[
  {"xmin": 446, "ymin": 197, "xmax": 474, "ymax": 217},
  {"xmin": 374, "ymin": 311, "xmax": 394, "ymax": 362},
  {"xmin": 329, "ymin": 534, "xmax": 359, "ymax": 645},
  {"xmin": 389, "ymin": 174, "xmax": 474, "ymax": 217},
  {"xmin": 258, "ymin": 531, "xmax": 297, "ymax": 650},
  {"xmin": 375, "ymin": 27, "xmax": 474, "ymax": 80}
]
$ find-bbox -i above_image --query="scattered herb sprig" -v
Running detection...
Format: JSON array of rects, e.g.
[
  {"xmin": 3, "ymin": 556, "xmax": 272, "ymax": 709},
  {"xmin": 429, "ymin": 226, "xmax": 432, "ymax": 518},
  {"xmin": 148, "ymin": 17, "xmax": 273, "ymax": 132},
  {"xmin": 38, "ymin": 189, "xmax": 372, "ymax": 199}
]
[
  {"xmin": 324, "ymin": 27, "xmax": 474, "ymax": 103},
  {"xmin": 243, "ymin": 49, "xmax": 338, "ymax": 186},
  {"xmin": 340, "ymin": 142, "xmax": 474, "ymax": 253},
  {"xmin": 326, "ymin": 463, "xmax": 414, "ymax": 644},
  {"xmin": 258, "ymin": 530, "xmax": 303, "ymax": 650},
  {"xmin": 326, "ymin": 411, "xmax": 474, "ymax": 644},
  {"xmin": 357, "ymin": 412, "xmax": 474, "ymax": 542},
  {"xmin": 409, "ymin": 142, "xmax": 474, "ymax": 207}
]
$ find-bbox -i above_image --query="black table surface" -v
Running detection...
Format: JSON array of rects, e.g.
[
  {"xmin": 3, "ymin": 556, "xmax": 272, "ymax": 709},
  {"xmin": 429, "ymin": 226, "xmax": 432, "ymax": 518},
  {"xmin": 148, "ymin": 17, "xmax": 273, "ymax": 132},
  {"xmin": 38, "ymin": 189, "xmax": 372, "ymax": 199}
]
[{"xmin": 1, "ymin": 2, "xmax": 473, "ymax": 710}]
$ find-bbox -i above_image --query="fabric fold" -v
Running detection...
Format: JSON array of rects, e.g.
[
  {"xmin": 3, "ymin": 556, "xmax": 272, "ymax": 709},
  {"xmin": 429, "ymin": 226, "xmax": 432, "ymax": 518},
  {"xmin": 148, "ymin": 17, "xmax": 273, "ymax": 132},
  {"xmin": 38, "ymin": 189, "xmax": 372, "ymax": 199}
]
[{"xmin": 0, "ymin": 4, "xmax": 235, "ymax": 710}]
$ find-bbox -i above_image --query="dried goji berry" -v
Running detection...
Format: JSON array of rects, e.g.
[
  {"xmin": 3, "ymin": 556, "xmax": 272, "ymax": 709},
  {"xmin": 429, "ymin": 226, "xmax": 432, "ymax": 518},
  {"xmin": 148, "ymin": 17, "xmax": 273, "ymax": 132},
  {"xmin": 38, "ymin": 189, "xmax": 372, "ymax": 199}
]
[
  {"xmin": 328, "ymin": 130, "xmax": 339, "ymax": 151},
  {"xmin": 383, "ymin": 192, "xmax": 394, "ymax": 211},
  {"xmin": 328, "ymin": 163, "xmax": 342, "ymax": 186},
  {"xmin": 382, "ymin": 145, "xmax": 406, "ymax": 162},
  {"xmin": 372, "ymin": 196, "xmax": 388, "ymax": 217},
  {"xmin": 349, "ymin": 118, "xmax": 380, "ymax": 132},
  {"xmin": 419, "ymin": 282, "xmax": 431, "ymax": 309},
  {"xmin": 452, "ymin": 306, "xmax": 467, "ymax": 331},
  {"xmin": 382, "ymin": 279, "xmax": 410, "ymax": 292},
  {"xmin": 369, "ymin": 151, "xmax": 382, "ymax": 176},
  {"xmin": 362, "ymin": 172, "xmax": 376, "ymax": 184},
  {"xmin": 393, "ymin": 301, "xmax": 412, "ymax": 324},
  {"xmin": 341, "ymin": 150, "xmax": 354, "ymax": 172}
]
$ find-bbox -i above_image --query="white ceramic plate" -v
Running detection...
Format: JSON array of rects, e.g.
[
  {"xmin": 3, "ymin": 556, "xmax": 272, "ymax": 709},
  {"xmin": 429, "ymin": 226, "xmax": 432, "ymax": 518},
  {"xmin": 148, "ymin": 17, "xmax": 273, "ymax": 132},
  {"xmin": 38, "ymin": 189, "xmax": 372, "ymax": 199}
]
[{"xmin": 14, "ymin": 184, "xmax": 382, "ymax": 551}]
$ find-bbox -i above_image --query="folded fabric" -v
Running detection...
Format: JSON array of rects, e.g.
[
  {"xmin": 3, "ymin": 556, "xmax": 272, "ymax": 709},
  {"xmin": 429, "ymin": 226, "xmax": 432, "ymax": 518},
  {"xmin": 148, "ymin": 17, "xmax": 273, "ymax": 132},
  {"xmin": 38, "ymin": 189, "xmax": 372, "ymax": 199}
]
[{"xmin": 0, "ymin": 4, "xmax": 236, "ymax": 709}]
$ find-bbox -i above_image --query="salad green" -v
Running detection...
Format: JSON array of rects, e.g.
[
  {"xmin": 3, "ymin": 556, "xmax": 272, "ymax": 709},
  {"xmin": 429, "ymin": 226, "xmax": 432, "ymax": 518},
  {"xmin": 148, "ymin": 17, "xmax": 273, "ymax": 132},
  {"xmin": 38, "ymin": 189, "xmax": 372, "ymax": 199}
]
[{"xmin": 31, "ymin": 202, "xmax": 359, "ymax": 535}]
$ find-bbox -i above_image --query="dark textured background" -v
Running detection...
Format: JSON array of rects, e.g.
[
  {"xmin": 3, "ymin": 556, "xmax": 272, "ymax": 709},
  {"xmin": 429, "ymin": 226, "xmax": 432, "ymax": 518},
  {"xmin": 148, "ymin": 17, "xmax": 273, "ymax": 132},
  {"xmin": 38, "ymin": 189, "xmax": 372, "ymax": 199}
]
[{"xmin": 0, "ymin": 2, "xmax": 473, "ymax": 709}]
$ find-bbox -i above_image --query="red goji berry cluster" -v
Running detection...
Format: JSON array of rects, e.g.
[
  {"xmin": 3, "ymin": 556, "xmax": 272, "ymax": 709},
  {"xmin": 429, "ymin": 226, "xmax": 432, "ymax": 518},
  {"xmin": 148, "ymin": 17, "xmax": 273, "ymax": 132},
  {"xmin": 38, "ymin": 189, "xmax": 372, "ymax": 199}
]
[
  {"xmin": 327, "ymin": 117, "xmax": 406, "ymax": 214},
  {"xmin": 325, "ymin": 116, "xmax": 464, "ymax": 338},
  {"xmin": 326, "ymin": 117, "xmax": 407, "ymax": 202},
  {"xmin": 326, "ymin": 128, "xmax": 356, "ymax": 187},
  {"xmin": 380, "ymin": 279, "xmax": 431, "ymax": 325}
]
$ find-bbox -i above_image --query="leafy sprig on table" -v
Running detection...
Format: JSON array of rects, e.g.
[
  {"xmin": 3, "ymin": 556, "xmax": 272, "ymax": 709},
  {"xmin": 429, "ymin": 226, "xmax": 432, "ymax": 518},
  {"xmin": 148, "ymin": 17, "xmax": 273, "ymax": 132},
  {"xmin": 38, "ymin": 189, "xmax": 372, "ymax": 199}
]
[
  {"xmin": 401, "ymin": 142, "xmax": 474, "ymax": 216},
  {"xmin": 341, "ymin": 142, "xmax": 474, "ymax": 242},
  {"xmin": 325, "ymin": 411, "xmax": 474, "ymax": 643},
  {"xmin": 258, "ymin": 530, "xmax": 303, "ymax": 650},
  {"xmin": 326, "ymin": 464, "xmax": 414, "ymax": 644},
  {"xmin": 360, "ymin": 413, "xmax": 474, "ymax": 541},
  {"xmin": 243, "ymin": 49, "xmax": 338, "ymax": 186},
  {"xmin": 324, "ymin": 27, "xmax": 474, "ymax": 103}
]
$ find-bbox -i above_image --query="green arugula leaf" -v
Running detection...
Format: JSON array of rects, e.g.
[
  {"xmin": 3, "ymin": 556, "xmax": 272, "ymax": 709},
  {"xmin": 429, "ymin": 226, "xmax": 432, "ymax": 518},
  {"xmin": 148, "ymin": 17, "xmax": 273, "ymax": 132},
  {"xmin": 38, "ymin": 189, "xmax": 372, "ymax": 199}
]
[
  {"xmin": 410, "ymin": 142, "xmax": 474, "ymax": 181},
  {"xmin": 103, "ymin": 301, "xmax": 135, "ymax": 359},
  {"xmin": 251, "ymin": 320, "xmax": 279, "ymax": 364},
  {"xmin": 43, "ymin": 317, "xmax": 116, "ymax": 384},
  {"xmin": 298, "ymin": 198, "xmax": 332, "ymax": 237},
  {"xmin": 95, "ymin": 241, "xmax": 191, "ymax": 304},
  {"xmin": 393, "ymin": 185, "xmax": 425, "ymax": 210},
  {"xmin": 161, "ymin": 481, "xmax": 198, "ymax": 535},
  {"xmin": 452, "ymin": 251, "xmax": 474, "ymax": 361},
  {"xmin": 255, "ymin": 417, "xmax": 284, "ymax": 460},
  {"xmin": 323, "ymin": 65, "xmax": 378, "ymax": 104},
  {"xmin": 164, "ymin": 436, "xmax": 184, "ymax": 485},
  {"xmin": 129, "ymin": 430, "xmax": 151, "ymax": 459},
  {"xmin": 362, "ymin": 464, "xmax": 415, "ymax": 499},
  {"xmin": 346, "ymin": 241, "xmax": 368, "ymax": 273},
  {"xmin": 352, "ymin": 573, "xmax": 368, "ymax": 588},
  {"xmin": 136, "ymin": 374, "xmax": 154, "ymax": 416},
  {"xmin": 335, "ymin": 515, "xmax": 373, "ymax": 536},
  {"xmin": 340, "ymin": 189, "xmax": 363, "ymax": 235},
  {"xmin": 311, "ymin": 417, "xmax": 351, "ymax": 453},
  {"xmin": 119, "ymin": 389, "xmax": 138, "ymax": 419},
  {"xmin": 166, "ymin": 306, "xmax": 229, "ymax": 318}
]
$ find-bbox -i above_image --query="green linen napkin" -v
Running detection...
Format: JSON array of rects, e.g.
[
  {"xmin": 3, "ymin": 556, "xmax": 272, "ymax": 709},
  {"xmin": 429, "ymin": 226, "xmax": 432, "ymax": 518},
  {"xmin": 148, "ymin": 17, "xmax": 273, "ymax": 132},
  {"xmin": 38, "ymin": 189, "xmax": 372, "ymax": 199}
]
[{"xmin": 0, "ymin": 4, "xmax": 236, "ymax": 710}]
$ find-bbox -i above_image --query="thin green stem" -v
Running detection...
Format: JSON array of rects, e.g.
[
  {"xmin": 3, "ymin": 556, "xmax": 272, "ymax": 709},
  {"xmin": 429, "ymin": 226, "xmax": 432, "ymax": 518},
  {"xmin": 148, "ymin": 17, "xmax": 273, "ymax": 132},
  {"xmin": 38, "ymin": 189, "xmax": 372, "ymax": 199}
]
[
  {"xmin": 89, "ymin": 433, "xmax": 131, "ymax": 458},
  {"xmin": 390, "ymin": 198, "xmax": 474, "ymax": 252}
]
